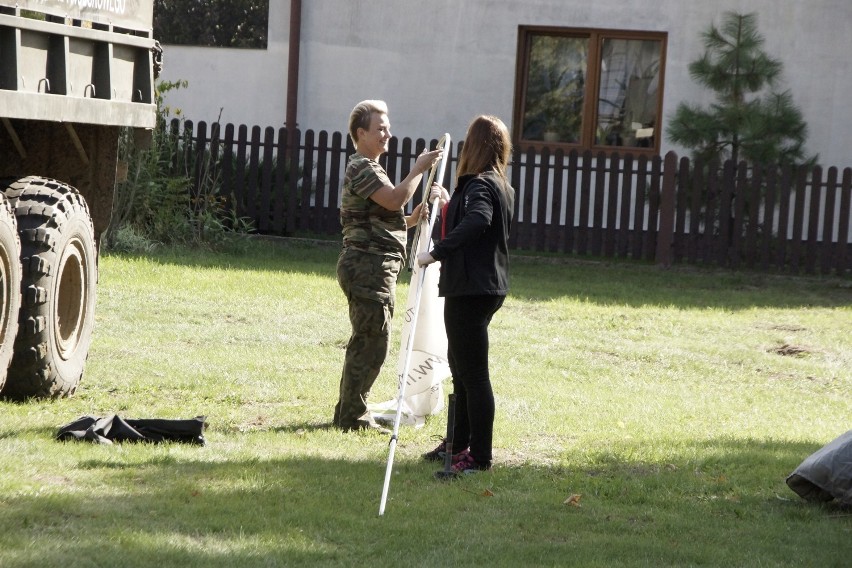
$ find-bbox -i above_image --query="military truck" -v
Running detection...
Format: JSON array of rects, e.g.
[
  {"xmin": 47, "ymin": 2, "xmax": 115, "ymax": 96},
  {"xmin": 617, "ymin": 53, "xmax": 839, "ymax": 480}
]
[{"xmin": 0, "ymin": 0, "xmax": 159, "ymax": 398}]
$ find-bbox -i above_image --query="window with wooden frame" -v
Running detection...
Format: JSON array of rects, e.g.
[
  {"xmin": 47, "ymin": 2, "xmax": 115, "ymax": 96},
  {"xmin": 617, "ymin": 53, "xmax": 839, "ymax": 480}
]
[{"xmin": 513, "ymin": 26, "xmax": 667, "ymax": 154}]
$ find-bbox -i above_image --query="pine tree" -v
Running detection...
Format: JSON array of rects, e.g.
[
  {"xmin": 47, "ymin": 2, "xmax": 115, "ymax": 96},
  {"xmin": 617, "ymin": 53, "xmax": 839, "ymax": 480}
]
[{"xmin": 667, "ymin": 12, "xmax": 815, "ymax": 166}]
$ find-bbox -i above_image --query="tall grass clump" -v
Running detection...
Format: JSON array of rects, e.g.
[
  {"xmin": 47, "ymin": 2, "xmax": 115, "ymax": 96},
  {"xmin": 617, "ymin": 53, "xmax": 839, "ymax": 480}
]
[{"xmin": 105, "ymin": 79, "xmax": 252, "ymax": 253}]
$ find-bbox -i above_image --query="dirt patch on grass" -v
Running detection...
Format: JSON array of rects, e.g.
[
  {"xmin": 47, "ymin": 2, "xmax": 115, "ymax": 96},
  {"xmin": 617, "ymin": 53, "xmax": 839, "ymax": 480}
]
[
  {"xmin": 770, "ymin": 343, "xmax": 813, "ymax": 357},
  {"xmin": 767, "ymin": 324, "xmax": 807, "ymax": 332}
]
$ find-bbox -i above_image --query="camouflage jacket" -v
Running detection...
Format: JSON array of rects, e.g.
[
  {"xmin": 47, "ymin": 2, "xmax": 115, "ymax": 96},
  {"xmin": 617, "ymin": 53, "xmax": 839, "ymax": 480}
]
[{"xmin": 340, "ymin": 153, "xmax": 406, "ymax": 257}]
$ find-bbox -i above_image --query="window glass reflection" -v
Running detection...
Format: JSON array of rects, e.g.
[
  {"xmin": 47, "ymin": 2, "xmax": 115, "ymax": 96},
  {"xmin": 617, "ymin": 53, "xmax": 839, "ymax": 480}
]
[
  {"xmin": 595, "ymin": 39, "xmax": 661, "ymax": 148},
  {"xmin": 522, "ymin": 35, "xmax": 589, "ymax": 143}
]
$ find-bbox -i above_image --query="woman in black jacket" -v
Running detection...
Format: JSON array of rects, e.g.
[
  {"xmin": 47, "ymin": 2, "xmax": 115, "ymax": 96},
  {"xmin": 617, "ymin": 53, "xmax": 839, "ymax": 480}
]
[{"xmin": 417, "ymin": 115, "xmax": 515, "ymax": 475}]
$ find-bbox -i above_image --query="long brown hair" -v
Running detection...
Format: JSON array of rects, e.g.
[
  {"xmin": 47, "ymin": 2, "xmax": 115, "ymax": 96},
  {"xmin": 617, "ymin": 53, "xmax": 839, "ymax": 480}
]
[{"xmin": 456, "ymin": 115, "xmax": 512, "ymax": 181}]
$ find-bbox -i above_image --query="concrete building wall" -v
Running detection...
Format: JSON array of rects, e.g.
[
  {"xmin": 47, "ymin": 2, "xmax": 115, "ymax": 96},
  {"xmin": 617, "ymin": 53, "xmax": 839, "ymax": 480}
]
[{"xmin": 159, "ymin": 0, "xmax": 852, "ymax": 167}]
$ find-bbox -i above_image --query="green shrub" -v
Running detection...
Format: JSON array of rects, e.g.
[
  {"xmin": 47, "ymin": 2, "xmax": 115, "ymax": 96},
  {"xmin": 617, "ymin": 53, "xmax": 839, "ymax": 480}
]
[{"xmin": 105, "ymin": 79, "xmax": 254, "ymax": 252}]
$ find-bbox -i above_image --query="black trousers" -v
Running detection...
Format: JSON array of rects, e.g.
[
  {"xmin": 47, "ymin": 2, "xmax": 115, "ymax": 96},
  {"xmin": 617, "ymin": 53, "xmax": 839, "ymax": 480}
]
[{"xmin": 444, "ymin": 294, "xmax": 505, "ymax": 465}]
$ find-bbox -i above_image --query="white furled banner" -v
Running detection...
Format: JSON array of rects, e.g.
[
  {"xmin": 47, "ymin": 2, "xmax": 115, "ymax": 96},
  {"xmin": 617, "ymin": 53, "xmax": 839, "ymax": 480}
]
[{"xmin": 369, "ymin": 228, "xmax": 450, "ymax": 427}]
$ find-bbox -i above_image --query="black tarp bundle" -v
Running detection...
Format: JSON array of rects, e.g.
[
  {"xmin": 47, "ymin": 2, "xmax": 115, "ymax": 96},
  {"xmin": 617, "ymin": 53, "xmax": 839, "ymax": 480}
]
[
  {"xmin": 56, "ymin": 414, "xmax": 206, "ymax": 445},
  {"xmin": 786, "ymin": 429, "xmax": 852, "ymax": 506}
]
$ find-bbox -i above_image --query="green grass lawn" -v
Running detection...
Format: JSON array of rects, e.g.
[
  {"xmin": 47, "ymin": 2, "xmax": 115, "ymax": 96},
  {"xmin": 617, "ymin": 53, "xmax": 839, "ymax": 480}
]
[{"xmin": 1, "ymin": 238, "xmax": 850, "ymax": 567}]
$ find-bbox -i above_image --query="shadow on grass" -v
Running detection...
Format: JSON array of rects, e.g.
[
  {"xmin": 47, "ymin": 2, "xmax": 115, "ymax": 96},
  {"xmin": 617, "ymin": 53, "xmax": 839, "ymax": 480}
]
[
  {"xmin": 0, "ymin": 425, "xmax": 58, "ymax": 440},
  {"xmin": 271, "ymin": 420, "xmax": 337, "ymax": 434},
  {"xmin": 101, "ymin": 239, "xmax": 851, "ymax": 311},
  {"xmin": 1, "ymin": 435, "xmax": 849, "ymax": 567}
]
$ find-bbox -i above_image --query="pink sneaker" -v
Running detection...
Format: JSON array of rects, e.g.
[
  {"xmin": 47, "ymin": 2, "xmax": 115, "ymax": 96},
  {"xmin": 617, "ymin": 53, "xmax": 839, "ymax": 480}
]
[
  {"xmin": 450, "ymin": 449, "xmax": 491, "ymax": 475},
  {"xmin": 421, "ymin": 438, "xmax": 468, "ymax": 462}
]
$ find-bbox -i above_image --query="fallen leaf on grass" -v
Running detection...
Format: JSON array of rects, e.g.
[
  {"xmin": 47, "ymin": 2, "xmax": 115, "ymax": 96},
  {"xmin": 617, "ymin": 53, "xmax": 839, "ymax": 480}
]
[
  {"xmin": 563, "ymin": 494, "xmax": 582, "ymax": 507},
  {"xmin": 459, "ymin": 487, "xmax": 495, "ymax": 498}
]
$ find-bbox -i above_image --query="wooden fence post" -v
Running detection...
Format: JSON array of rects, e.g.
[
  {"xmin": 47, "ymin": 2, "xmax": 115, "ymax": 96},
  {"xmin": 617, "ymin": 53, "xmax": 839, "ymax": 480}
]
[{"xmin": 655, "ymin": 151, "xmax": 678, "ymax": 267}]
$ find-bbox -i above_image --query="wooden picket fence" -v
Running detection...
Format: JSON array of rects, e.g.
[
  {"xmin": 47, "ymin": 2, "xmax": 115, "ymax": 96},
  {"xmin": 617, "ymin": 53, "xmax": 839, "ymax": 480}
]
[{"xmin": 173, "ymin": 119, "xmax": 851, "ymax": 276}]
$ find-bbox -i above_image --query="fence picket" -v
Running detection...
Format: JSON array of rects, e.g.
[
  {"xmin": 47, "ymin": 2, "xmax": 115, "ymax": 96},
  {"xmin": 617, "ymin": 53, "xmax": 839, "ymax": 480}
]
[
  {"xmin": 645, "ymin": 155, "xmax": 662, "ymax": 262},
  {"xmin": 744, "ymin": 163, "xmax": 763, "ymax": 270},
  {"xmin": 550, "ymin": 148, "xmax": 565, "ymax": 253},
  {"xmin": 520, "ymin": 146, "xmax": 536, "ymax": 250},
  {"xmin": 617, "ymin": 153, "xmax": 633, "ymax": 258},
  {"xmin": 731, "ymin": 162, "xmax": 749, "ymax": 270},
  {"xmin": 838, "ymin": 169, "xmax": 852, "ymax": 275},
  {"xmin": 221, "ymin": 123, "xmax": 235, "ymax": 222},
  {"xmin": 563, "ymin": 149, "xmax": 578, "ymax": 255},
  {"xmin": 591, "ymin": 151, "xmax": 607, "ymax": 257},
  {"xmin": 821, "ymin": 167, "xmax": 839, "ymax": 275},
  {"xmin": 687, "ymin": 156, "xmax": 704, "ymax": 264},
  {"xmin": 509, "ymin": 148, "xmax": 522, "ymax": 249},
  {"xmin": 286, "ymin": 129, "xmax": 301, "ymax": 234},
  {"xmin": 717, "ymin": 161, "xmax": 735, "ymax": 267},
  {"xmin": 674, "ymin": 156, "xmax": 690, "ymax": 263},
  {"xmin": 299, "ymin": 129, "xmax": 315, "ymax": 232},
  {"xmin": 233, "ymin": 125, "xmax": 249, "ymax": 220},
  {"xmin": 536, "ymin": 147, "xmax": 551, "ymax": 251},
  {"xmin": 246, "ymin": 126, "xmax": 262, "ymax": 224},
  {"xmin": 193, "ymin": 121, "xmax": 208, "ymax": 202},
  {"xmin": 656, "ymin": 152, "xmax": 677, "ymax": 267},
  {"xmin": 259, "ymin": 127, "xmax": 275, "ymax": 232},
  {"xmin": 761, "ymin": 166, "xmax": 777, "ymax": 271},
  {"xmin": 632, "ymin": 154, "xmax": 648, "ymax": 261},
  {"xmin": 314, "ymin": 130, "xmax": 329, "ymax": 233},
  {"xmin": 273, "ymin": 127, "xmax": 287, "ymax": 235},
  {"xmin": 790, "ymin": 167, "xmax": 809, "ymax": 273},
  {"xmin": 604, "ymin": 152, "xmax": 619, "ymax": 258},
  {"xmin": 326, "ymin": 131, "xmax": 344, "ymax": 233},
  {"xmin": 806, "ymin": 166, "xmax": 823, "ymax": 274}
]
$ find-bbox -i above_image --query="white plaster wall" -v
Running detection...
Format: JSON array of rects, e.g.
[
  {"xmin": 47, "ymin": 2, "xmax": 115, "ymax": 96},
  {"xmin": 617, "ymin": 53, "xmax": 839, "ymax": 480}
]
[{"xmin": 159, "ymin": 0, "xmax": 852, "ymax": 168}]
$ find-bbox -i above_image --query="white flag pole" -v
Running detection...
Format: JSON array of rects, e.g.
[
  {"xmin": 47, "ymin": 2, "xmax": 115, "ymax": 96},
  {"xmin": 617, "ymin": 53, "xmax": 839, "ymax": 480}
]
[{"xmin": 379, "ymin": 133, "xmax": 450, "ymax": 516}]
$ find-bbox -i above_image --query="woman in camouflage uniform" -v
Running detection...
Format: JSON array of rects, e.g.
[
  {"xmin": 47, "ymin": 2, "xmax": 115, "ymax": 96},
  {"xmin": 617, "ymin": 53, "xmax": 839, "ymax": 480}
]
[{"xmin": 334, "ymin": 100, "xmax": 443, "ymax": 433}]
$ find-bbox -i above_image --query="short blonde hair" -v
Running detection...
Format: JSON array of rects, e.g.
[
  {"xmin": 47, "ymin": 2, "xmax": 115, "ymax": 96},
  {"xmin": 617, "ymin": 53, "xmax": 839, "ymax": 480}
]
[{"xmin": 348, "ymin": 100, "xmax": 389, "ymax": 145}]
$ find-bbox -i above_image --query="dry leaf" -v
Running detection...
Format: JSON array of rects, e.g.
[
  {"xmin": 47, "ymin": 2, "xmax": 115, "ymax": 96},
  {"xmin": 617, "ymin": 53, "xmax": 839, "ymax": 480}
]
[
  {"xmin": 563, "ymin": 493, "xmax": 582, "ymax": 507},
  {"xmin": 482, "ymin": 488, "xmax": 494, "ymax": 497}
]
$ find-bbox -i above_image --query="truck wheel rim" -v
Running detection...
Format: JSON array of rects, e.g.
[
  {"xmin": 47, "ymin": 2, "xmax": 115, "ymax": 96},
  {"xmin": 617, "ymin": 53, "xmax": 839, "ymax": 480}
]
[
  {"xmin": 55, "ymin": 237, "xmax": 88, "ymax": 360},
  {"xmin": 0, "ymin": 244, "xmax": 11, "ymax": 345}
]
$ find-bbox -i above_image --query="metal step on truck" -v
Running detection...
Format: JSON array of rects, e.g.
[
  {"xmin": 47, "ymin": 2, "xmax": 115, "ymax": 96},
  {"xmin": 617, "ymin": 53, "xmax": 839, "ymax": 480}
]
[{"xmin": 0, "ymin": 0, "xmax": 159, "ymax": 398}]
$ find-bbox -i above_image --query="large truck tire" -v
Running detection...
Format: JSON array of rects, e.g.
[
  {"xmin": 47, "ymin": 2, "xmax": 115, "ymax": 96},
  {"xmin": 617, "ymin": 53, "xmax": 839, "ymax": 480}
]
[
  {"xmin": 0, "ymin": 193, "xmax": 22, "ymax": 392},
  {"xmin": 1, "ymin": 177, "xmax": 97, "ymax": 399}
]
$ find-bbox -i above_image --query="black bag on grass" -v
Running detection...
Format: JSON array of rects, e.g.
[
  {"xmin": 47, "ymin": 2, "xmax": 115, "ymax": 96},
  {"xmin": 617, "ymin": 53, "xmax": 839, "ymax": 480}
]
[{"xmin": 57, "ymin": 414, "xmax": 206, "ymax": 445}]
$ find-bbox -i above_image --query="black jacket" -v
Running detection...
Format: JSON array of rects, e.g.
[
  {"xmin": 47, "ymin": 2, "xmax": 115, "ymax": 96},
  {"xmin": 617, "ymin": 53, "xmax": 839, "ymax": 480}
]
[{"xmin": 430, "ymin": 170, "xmax": 515, "ymax": 297}]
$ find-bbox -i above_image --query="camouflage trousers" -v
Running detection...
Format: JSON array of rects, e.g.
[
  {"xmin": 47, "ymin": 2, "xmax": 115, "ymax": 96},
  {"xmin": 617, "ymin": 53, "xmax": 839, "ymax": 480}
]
[{"xmin": 333, "ymin": 248, "xmax": 401, "ymax": 429}]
